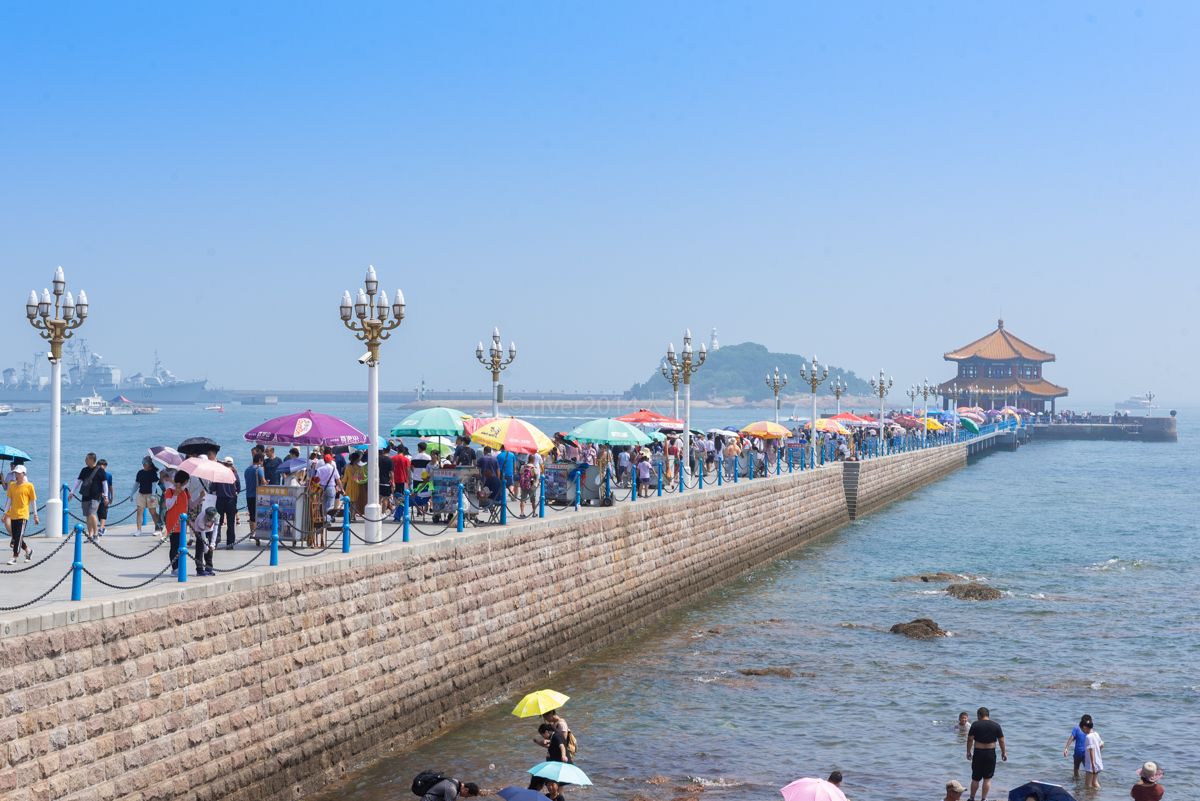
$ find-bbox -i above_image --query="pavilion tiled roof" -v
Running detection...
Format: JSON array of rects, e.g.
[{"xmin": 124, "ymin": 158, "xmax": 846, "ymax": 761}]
[
  {"xmin": 936, "ymin": 376, "xmax": 1069, "ymax": 398},
  {"xmin": 944, "ymin": 320, "xmax": 1055, "ymax": 362}
]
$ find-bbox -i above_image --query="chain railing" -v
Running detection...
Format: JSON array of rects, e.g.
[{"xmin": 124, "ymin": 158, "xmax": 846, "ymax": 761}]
[{"xmin": 1, "ymin": 422, "xmax": 1019, "ymax": 611}]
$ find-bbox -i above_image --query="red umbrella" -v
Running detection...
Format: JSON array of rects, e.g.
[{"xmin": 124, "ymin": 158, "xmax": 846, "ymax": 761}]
[
  {"xmin": 615, "ymin": 408, "xmax": 684, "ymax": 427},
  {"xmin": 462, "ymin": 417, "xmax": 497, "ymax": 436},
  {"xmin": 828, "ymin": 412, "xmax": 866, "ymax": 422}
]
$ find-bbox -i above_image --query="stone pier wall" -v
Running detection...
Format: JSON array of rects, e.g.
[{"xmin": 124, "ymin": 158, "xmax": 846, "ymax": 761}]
[
  {"xmin": 850, "ymin": 443, "xmax": 968, "ymax": 520},
  {"xmin": 0, "ymin": 444, "xmax": 971, "ymax": 801}
]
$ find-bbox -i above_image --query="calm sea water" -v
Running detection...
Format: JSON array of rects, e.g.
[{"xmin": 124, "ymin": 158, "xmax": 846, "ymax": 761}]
[{"xmin": 2, "ymin": 403, "xmax": 1193, "ymax": 800}]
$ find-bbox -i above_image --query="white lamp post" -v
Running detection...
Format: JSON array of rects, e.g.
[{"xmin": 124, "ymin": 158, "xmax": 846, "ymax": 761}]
[
  {"xmin": 660, "ymin": 360, "xmax": 681, "ymax": 422},
  {"xmin": 765, "ymin": 367, "xmax": 788, "ymax": 425},
  {"xmin": 476, "ymin": 327, "xmax": 516, "ymax": 418},
  {"xmin": 798, "ymin": 356, "xmax": 829, "ymax": 468},
  {"xmin": 26, "ymin": 268, "xmax": 88, "ymax": 537},
  {"xmin": 340, "ymin": 266, "xmax": 405, "ymax": 542},
  {"xmin": 664, "ymin": 330, "xmax": 706, "ymax": 479},
  {"xmin": 870, "ymin": 370, "xmax": 893, "ymax": 454}
]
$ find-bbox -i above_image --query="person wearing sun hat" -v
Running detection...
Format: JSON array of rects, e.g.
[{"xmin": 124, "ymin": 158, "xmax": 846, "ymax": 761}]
[
  {"xmin": 1131, "ymin": 761, "xmax": 1164, "ymax": 801},
  {"xmin": 944, "ymin": 779, "xmax": 966, "ymax": 801}
]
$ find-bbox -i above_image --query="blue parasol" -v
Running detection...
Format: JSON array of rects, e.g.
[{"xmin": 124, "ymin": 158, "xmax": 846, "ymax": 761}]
[{"xmin": 0, "ymin": 444, "xmax": 31, "ymax": 461}]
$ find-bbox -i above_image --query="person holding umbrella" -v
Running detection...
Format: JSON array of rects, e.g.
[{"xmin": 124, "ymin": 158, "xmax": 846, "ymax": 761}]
[{"xmin": 3, "ymin": 465, "xmax": 37, "ymax": 564}]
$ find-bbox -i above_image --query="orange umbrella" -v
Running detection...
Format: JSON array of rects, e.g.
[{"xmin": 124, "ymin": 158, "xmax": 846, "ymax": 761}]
[
  {"xmin": 470, "ymin": 417, "xmax": 554, "ymax": 454},
  {"xmin": 739, "ymin": 420, "xmax": 792, "ymax": 439},
  {"xmin": 615, "ymin": 409, "xmax": 685, "ymax": 428}
]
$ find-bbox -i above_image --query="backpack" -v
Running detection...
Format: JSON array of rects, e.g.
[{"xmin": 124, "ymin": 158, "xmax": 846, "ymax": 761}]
[
  {"xmin": 411, "ymin": 771, "xmax": 448, "ymax": 797},
  {"xmin": 566, "ymin": 729, "xmax": 578, "ymax": 756}
]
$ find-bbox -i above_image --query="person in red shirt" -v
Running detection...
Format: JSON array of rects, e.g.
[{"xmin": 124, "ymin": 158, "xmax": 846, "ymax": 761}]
[
  {"xmin": 164, "ymin": 471, "xmax": 191, "ymax": 571},
  {"xmin": 1131, "ymin": 762, "xmax": 1164, "ymax": 801},
  {"xmin": 391, "ymin": 446, "xmax": 412, "ymax": 498}
]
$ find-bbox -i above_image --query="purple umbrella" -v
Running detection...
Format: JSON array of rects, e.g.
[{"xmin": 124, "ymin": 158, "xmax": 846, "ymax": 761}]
[{"xmin": 243, "ymin": 410, "xmax": 368, "ymax": 447}]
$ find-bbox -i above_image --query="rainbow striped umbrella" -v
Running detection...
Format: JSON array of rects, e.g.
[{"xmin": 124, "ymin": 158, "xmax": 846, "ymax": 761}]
[
  {"xmin": 739, "ymin": 420, "xmax": 792, "ymax": 439},
  {"xmin": 470, "ymin": 417, "xmax": 554, "ymax": 455}
]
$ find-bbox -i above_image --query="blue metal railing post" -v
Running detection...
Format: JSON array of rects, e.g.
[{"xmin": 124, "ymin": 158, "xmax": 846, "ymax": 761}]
[
  {"xmin": 539, "ymin": 474, "xmax": 546, "ymax": 517},
  {"xmin": 70, "ymin": 523, "xmax": 84, "ymax": 601},
  {"xmin": 698, "ymin": 464, "xmax": 703, "ymax": 490},
  {"xmin": 341, "ymin": 504, "xmax": 351, "ymax": 553},
  {"xmin": 457, "ymin": 483, "xmax": 465, "ymax": 532},
  {"xmin": 717, "ymin": 457, "xmax": 723, "ymax": 486},
  {"xmin": 631, "ymin": 469, "xmax": 637, "ymax": 503},
  {"xmin": 733, "ymin": 458, "xmax": 739, "ymax": 483},
  {"xmin": 402, "ymin": 488, "xmax": 410, "ymax": 542},
  {"xmin": 657, "ymin": 463, "xmax": 663, "ymax": 496},
  {"xmin": 788, "ymin": 448, "xmax": 793, "ymax": 473},
  {"xmin": 574, "ymin": 473, "xmax": 581, "ymax": 510},
  {"xmin": 61, "ymin": 484, "xmax": 69, "ymax": 538},
  {"xmin": 678, "ymin": 463, "xmax": 684, "ymax": 493},
  {"xmin": 500, "ymin": 482, "xmax": 508, "ymax": 525},
  {"xmin": 142, "ymin": 509, "xmax": 149, "ymax": 528},
  {"xmin": 604, "ymin": 469, "xmax": 610, "ymax": 502},
  {"xmin": 270, "ymin": 505, "xmax": 279, "ymax": 566},
  {"xmin": 748, "ymin": 455, "xmax": 754, "ymax": 480},
  {"xmin": 178, "ymin": 513, "xmax": 189, "ymax": 582}
]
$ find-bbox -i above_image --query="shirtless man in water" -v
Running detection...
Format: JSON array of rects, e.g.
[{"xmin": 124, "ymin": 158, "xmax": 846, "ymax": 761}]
[{"xmin": 966, "ymin": 707, "xmax": 1007, "ymax": 801}]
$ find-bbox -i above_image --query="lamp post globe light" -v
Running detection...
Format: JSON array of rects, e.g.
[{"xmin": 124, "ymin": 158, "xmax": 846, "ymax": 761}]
[
  {"xmin": 869, "ymin": 370, "xmax": 893, "ymax": 454},
  {"xmin": 664, "ymin": 329, "xmax": 706, "ymax": 479},
  {"xmin": 1145, "ymin": 390, "xmax": 1155, "ymax": 417},
  {"xmin": 660, "ymin": 360, "xmax": 682, "ymax": 422},
  {"xmin": 918, "ymin": 378, "xmax": 936, "ymax": 444},
  {"xmin": 26, "ymin": 267, "xmax": 88, "ymax": 537},
  {"xmin": 830, "ymin": 375, "xmax": 848, "ymax": 415},
  {"xmin": 339, "ymin": 265, "xmax": 405, "ymax": 542},
  {"xmin": 798, "ymin": 356, "xmax": 829, "ymax": 469},
  {"xmin": 476, "ymin": 327, "xmax": 517, "ymax": 418},
  {"xmin": 765, "ymin": 366, "xmax": 788, "ymax": 425}
]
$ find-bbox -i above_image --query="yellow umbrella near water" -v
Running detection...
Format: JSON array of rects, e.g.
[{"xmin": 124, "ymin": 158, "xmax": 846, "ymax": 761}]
[
  {"xmin": 739, "ymin": 420, "xmax": 792, "ymax": 439},
  {"xmin": 512, "ymin": 689, "xmax": 570, "ymax": 718}
]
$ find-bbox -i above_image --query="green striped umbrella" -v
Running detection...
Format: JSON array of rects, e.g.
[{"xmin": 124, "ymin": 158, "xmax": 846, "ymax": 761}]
[
  {"xmin": 567, "ymin": 418, "xmax": 653, "ymax": 446},
  {"xmin": 390, "ymin": 407, "xmax": 471, "ymax": 437},
  {"xmin": 959, "ymin": 416, "xmax": 980, "ymax": 434}
]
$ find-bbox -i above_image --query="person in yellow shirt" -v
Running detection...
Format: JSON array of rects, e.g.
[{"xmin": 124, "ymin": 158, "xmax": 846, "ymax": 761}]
[{"xmin": 4, "ymin": 464, "xmax": 38, "ymax": 564}]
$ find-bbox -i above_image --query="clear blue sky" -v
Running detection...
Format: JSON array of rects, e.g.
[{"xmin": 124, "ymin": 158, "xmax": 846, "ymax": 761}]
[{"xmin": 2, "ymin": 2, "xmax": 1196, "ymax": 405}]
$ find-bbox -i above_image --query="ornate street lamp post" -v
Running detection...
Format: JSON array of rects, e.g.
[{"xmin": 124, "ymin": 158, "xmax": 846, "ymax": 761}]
[
  {"xmin": 1144, "ymin": 390, "xmax": 1155, "ymax": 417},
  {"xmin": 919, "ymin": 378, "xmax": 935, "ymax": 444},
  {"xmin": 660, "ymin": 360, "xmax": 682, "ymax": 422},
  {"xmin": 798, "ymin": 356, "xmax": 829, "ymax": 468},
  {"xmin": 870, "ymin": 370, "xmax": 893, "ymax": 454},
  {"xmin": 340, "ymin": 266, "xmax": 405, "ymax": 542},
  {"xmin": 945, "ymin": 382, "xmax": 961, "ymax": 441},
  {"xmin": 765, "ymin": 366, "xmax": 788, "ymax": 425},
  {"xmin": 26, "ymin": 267, "xmax": 88, "ymax": 537},
  {"xmin": 475, "ymin": 328, "xmax": 517, "ymax": 418},
  {"xmin": 830, "ymin": 375, "xmax": 848, "ymax": 415},
  {"xmin": 664, "ymin": 329, "xmax": 706, "ymax": 479}
]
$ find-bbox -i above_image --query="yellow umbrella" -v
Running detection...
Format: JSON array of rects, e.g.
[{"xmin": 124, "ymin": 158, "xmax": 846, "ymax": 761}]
[
  {"xmin": 806, "ymin": 419, "xmax": 851, "ymax": 435},
  {"xmin": 923, "ymin": 418, "xmax": 945, "ymax": 431},
  {"xmin": 739, "ymin": 420, "xmax": 792, "ymax": 439},
  {"xmin": 470, "ymin": 417, "xmax": 555, "ymax": 455},
  {"xmin": 512, "ymin": 689, "xmax": 570, "ymax": 718}
]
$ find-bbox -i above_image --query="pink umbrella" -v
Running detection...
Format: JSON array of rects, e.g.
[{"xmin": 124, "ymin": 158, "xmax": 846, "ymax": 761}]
[
  {"xmin": 781, "ymin": 778, "xmax": 848, "ymax": 801},
  {"xmin": 177, "ymin": 457, "xmax": 236, "ymax": 484},
  {"xmin": 243, "ymin": 410, "xmax": 367, "ymax": 447}
]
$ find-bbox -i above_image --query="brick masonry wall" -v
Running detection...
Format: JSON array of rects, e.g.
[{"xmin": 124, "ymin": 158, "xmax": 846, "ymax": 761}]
[
  {"xmin": 0, "ymin": 467, "xmax": 851, "ymax": 801},
  {"xmin": 851, "ymin": 443, "xmax": 968, "ymax": 519}
]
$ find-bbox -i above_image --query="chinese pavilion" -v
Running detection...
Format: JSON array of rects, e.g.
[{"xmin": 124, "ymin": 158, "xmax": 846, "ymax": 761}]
[{"xmin": 938, "ymin": 319, "xmax": 1068, "ymax": 413}]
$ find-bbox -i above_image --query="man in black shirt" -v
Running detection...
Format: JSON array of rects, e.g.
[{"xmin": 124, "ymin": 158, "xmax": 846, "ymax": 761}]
[
  {"xmin": 70, "ymin": 452, "xmax": 107, "ymax": 541},
  {"xmin": 262, "ymin": 447, "xmax": 283, "ymax": 485},
  {"xmin": 966, "ymin": 707, "xmax": 1006, "ymax": 801},
  {"xmin": 535, "ymin": 723, "xmax": 572, "ymax": 763}
]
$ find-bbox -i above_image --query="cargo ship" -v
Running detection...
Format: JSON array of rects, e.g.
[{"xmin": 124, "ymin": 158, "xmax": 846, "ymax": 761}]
[{"xmin": 0, "ymin": 341, "xmax": 222, "ymax": 405}]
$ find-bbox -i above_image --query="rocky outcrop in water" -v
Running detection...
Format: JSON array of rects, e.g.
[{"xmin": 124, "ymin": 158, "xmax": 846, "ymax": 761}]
[
  {"xmin": 890, "ymin": 618, "xmax": 947, "ymax": 639},
  {"xmin": 738, "ymin": 667, "xmax": 796, "ymax": 678},
  {"xmin": 946, "ymin": 582, "xmax": 1003, "ymax": 601},
  {"xmin": 893, "ymin": 571, "xmax": 963, "ymax": 583}
]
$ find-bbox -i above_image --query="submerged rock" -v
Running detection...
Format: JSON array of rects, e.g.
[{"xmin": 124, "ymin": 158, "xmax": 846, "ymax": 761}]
[
  {"xmin": 889, "ymin": 618, "xmax": 947, "ymax": 639},
  {"xmin": 946, "ymin": 582, "xmax": 1003, "ymax": 601},
  {"xmin": 893, "ymin": 571, "xmax": 963, "ymax": 583},
  {"xmin": 737, "ymin": 667, "xmax": 796, "ymax": 678}
]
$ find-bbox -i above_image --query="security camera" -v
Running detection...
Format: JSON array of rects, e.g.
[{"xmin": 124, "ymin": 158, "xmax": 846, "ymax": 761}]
[{"xmin": 358, "ymin": 352, "xmax": 373, "ymax": 364}]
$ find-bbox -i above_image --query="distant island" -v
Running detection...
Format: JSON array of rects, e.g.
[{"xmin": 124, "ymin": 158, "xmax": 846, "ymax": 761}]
[{"xmin": 625, "ymin": 341, "xmax": 870, "ymax": 402}]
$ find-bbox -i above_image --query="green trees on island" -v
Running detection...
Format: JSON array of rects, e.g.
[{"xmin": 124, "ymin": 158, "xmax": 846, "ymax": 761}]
[{"xmin": 625, "ymin": 342, "xmax": 870, "ymax": 401}]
